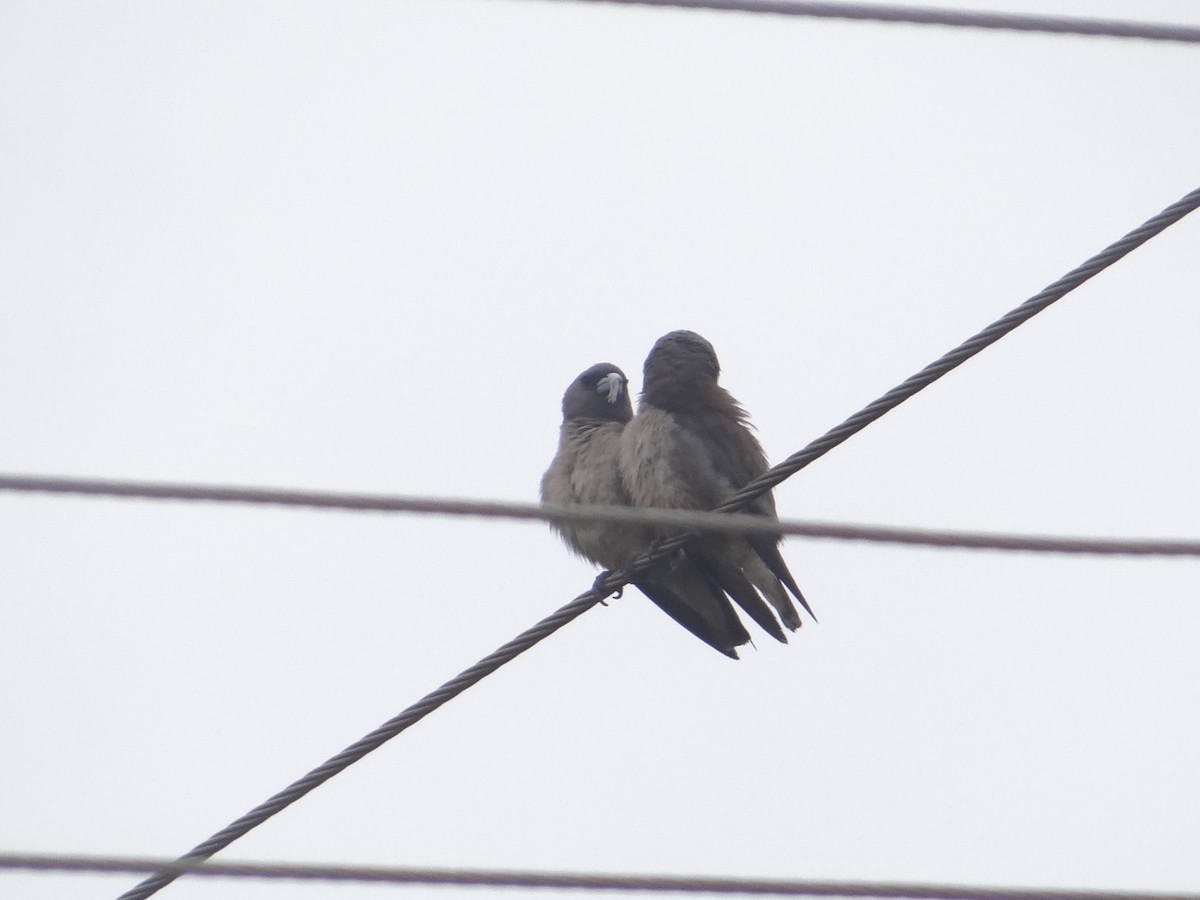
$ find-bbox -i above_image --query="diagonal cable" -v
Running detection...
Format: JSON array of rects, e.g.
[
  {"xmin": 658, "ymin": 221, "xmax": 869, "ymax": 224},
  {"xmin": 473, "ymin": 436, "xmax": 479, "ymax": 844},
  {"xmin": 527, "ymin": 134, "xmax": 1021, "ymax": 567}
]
[
  {"xmin": 563, "ymin": 0, "xmax": 1200, "ymax": 44},
  {"xmin": 649, "ymin": 185, "xmax": 1200, "ymax": 556},
  {"xmin": 116, "ymin": 593, "xmax": 600, "ymax": 900},
  {"xmin": 116, "ymin": 184, "xmax": 1200, "ymax": 900}
]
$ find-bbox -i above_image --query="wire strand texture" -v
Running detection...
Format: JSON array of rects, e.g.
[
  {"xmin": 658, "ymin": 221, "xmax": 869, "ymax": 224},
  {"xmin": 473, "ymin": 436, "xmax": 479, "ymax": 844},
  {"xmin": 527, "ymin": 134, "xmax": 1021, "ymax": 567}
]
[
  {"xmin": 573, "ymin": 0, "xmax": 1200, "ymax": 44},
  {"xmin": 113, "ymin": 185, "xmax": 1200, "ymax": 900},
  {"xmin": 4, "ymin": 852, "xmax": 1200, "ymax": 899}
]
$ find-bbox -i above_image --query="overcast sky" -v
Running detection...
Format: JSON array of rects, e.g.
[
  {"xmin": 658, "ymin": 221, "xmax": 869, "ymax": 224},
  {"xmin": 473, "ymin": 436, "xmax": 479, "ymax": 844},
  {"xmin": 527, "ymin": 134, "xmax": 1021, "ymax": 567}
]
[{"xmin": 2, "ymin": 1, "xmax": 1199, "ymax": 898}]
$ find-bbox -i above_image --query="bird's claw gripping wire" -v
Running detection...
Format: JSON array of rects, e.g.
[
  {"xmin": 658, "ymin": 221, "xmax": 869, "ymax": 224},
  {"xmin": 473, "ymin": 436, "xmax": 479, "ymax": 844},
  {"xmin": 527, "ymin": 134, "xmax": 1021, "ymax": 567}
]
[
  {"xmin": 591, "ymin": 551, "xmax": 651, "ymax": 605},
  {"xmin": 592, "ymin": 546, "xmax": 664, "ymax": 606},
  {"xmin": 591, "ymin": 571, "xmax": 622, "ymax": 605}
]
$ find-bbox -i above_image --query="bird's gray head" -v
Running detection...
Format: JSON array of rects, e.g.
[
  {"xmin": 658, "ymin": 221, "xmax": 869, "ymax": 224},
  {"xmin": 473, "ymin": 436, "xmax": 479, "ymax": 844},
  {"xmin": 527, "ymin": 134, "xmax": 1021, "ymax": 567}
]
[
  {"xmin": 641, "ymin": 330, "xmax": 721, "ymax": 408},
  {"xmin": 561, "ymin": 363, "xmax": 633, "ymax": 423}
]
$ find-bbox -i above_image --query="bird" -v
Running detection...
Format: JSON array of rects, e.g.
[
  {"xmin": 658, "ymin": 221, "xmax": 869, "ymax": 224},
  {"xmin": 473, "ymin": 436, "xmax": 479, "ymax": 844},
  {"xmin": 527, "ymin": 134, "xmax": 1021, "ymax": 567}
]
[
  {"xmin": 541, "ymin": 362, "xmax": 753, "ymax": 658},
  {"xmin": 619, "ymin": 330, "xmax": 815, "ymax": 644}
]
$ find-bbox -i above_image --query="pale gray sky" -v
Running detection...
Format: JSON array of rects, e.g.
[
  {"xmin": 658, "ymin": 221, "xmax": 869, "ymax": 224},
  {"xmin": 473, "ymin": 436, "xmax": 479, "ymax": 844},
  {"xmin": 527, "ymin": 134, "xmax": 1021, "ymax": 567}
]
[{"xmin": 2, "ymin": 1, "xmax": 1199, "ymax": 898}]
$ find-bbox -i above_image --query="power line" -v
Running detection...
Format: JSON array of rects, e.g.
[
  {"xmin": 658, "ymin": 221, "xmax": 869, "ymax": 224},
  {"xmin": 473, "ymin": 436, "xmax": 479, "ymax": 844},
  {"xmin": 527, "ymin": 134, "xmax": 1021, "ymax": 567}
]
[
  {"xmin": 115, "ymin": 184, "xmax": 1200, "ymax": 900},
  {"xmin": 710, "ymin": 185, "xmax": 1200, "ymax": 517},
  {"xmin": 5, "ymin": 851, "xmax": 1200, "ymax": 899},
  {"xmin": 2, "ymin": 474, "xmax": 1198, "ymax": 557},
  {"xmin": 565, "ymin": 0, "xmax": 1200, "ymax": 44}
]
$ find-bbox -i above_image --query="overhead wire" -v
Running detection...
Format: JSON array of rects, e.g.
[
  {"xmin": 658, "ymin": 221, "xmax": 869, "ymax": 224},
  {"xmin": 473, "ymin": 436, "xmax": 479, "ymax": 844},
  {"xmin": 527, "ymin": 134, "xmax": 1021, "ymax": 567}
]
[
  {"xmin": 113, "ymin": 184, "xmax": 1200, "ymax": 900},
  {"xmin": 562, "ymin": 0, "xmax": 1200, "ymax": 44},
  {"xmin": 2, "ymin": 474, "xmax": 1199, "ymax": 557},
  {"xmin": 5, "ymin": 851, "xmax": 1200, "ymax": 899},
  {"xmin": 712, "ymin": 189, "xmax": 1200, "ymax": 512}
]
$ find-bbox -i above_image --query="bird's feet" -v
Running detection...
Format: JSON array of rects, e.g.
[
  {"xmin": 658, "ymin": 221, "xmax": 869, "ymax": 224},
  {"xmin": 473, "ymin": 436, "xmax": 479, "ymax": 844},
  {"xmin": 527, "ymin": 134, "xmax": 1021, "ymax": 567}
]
[{"xmin": 591, "ymin": 570, "xmax": 622, "ymax": 606}]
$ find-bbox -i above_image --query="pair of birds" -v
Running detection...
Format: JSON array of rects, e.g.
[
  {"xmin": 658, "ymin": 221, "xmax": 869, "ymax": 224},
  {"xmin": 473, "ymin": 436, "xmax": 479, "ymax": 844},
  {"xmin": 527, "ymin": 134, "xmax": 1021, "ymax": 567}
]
[{"xmin": 541, "ymin": 330, "xmax": 815, "ymax": 659}]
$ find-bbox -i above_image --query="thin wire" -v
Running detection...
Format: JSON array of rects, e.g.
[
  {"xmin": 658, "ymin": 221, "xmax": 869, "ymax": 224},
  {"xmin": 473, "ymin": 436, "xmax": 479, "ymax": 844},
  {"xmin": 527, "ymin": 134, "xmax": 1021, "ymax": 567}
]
[
  {"xmin": 2, "ymin": 474, "xmax": 1198, "ymax": 557},
  {"xmin": 567, "ymin": 0, "xmax": 1200, "ymax": 44},
  {"xmin": 115, "ymin": 185, "xmax": 1200, "ymax": 900},
  {"xmin": 5, "ymin": 852, "xmax": 1200, "ymax": 900}
]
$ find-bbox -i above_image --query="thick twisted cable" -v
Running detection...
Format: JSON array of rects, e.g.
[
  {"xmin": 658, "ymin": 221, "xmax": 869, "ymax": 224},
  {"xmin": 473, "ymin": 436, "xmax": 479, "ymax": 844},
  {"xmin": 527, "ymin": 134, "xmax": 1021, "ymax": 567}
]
[
  {"xmin": 116, "ymin": 184, "xmax": 1200, "ymax": 900},
  {"xmin": 577, "ymin": 0, "xmax": 1200, "ymax": 44},
  {"xmin": 647, "ymin": 186, "xmax": 1200, "ymax": 559},
  {"xmin": 713, "ymin": 186, "xmax": 1200, "ymax": 518},
  {"xmin": 116, "ymin": 591, "xmax": 600, "ymax": 900}
]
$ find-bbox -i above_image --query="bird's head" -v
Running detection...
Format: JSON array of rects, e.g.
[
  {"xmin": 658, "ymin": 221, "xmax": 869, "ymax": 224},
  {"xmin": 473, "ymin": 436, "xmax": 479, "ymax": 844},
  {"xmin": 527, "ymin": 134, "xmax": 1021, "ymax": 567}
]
[
  {"xmin": 641, "ymin": 330, "xmax": 721, "ymax": 409},
  {"xmin": 561, "ymin": 363, "xmax": 633, "ymax": 423}
]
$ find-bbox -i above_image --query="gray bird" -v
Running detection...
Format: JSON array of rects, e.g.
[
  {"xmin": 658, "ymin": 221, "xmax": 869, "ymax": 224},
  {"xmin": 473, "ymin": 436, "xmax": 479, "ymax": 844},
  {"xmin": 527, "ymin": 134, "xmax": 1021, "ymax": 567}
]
[
  {"xmin": 619, "ymin": 331, "xmax": 816, "ymax": 644},
  {"xmin": 541, "ymin": 362, "xmax": 753, "ymax": 658}
]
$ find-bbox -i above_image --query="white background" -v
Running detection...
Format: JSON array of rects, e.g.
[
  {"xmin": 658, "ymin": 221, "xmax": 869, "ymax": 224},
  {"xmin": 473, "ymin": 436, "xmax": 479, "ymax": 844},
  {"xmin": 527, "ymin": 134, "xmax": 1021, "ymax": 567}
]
[{"xmin": 2, "ymin": 1, "xmax": 1199, "ymax": 898}]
